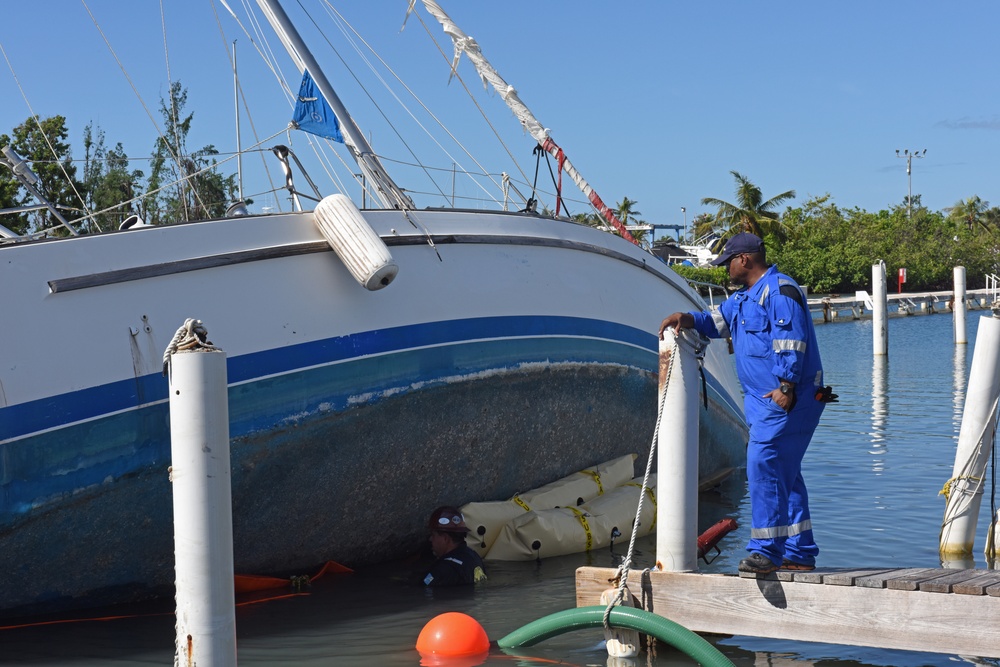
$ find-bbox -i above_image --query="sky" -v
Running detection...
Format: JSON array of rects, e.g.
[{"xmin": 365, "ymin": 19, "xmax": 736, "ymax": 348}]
[{"xmin": 2, "ymin": 1, "xmax": 999, "ymax": 238}]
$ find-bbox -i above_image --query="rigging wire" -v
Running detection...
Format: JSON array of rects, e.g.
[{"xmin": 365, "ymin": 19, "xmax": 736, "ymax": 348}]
[
  {"xmin": 209, "ymin": 0, "xmax": 284, "ymax": 211},
  {"xmin": 294, "ymin": 0, "xmax": 451, "ymax": 206},
  {"xmin": 322, "ymin": 0, "xmax": 508, "ymax": 208},
  {"xmin": 541, "ymin": 148, "xmax": 568, "ymax": 217},
  {"xmin": 160, "ymin": 0, "xmax": 194, "ymax": 222},
  {"xmin": 67, "ymin": 128, "xmax": 286, "ymax": 228},
  {"xmin": 224, "ymin": 0, "xmax": 354, "ymax": 207},
  {"xmin": 0, "ymin": 38, "xmax": 98, "ymax": 232},
  {"xmin": 319, "ymin": 2, "xmax": 451, "ymax": 205},
  {"xmin": 408, "ymin": 7, "xmax": 537, "ymax": 203},
  {"xmin": 81, "ymin": 0, "xmax": 213, "ymax": 220}
]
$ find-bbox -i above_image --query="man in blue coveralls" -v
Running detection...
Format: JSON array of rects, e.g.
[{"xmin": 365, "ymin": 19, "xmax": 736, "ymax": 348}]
[{"xmin": 659, "ymin": 232, "xmax": 828, "ymax": 574}]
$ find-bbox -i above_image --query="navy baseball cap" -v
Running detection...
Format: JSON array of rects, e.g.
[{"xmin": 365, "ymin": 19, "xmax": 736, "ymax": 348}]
[{"xmin": 710, "ymin": 232, "xmax": 765, "ymax": 266}]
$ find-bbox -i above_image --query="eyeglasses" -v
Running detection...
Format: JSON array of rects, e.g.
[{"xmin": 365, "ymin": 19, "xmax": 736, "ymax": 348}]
[{"xmin": 437, "ymin": 514, "xmax": 464, "ymax": 525}]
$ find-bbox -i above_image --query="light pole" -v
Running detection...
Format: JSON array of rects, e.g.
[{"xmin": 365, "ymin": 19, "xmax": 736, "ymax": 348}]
[
  {"xmin": 681, "ymin": 207, "xmax": 687, "ymax": 242},
  {"xmin": 895, "ymin": 149, "xmax": 926, "ymax": 219}
]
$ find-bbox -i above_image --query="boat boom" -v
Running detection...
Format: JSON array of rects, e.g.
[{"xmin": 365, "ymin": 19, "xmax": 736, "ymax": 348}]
[{"xmin": 417, "ymin": 0, "xmax": 636, "ymax": 244}]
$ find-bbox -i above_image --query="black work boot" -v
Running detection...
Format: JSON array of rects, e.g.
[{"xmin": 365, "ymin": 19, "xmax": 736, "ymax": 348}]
[{"xmin": 738, "ymin": 552, "xmax": 779, "ymax": 574}]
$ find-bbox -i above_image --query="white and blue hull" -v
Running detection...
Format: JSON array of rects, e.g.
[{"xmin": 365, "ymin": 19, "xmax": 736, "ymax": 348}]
[{"xmin": 0, "ymin": 208, "xmax": 746, "ymax": 616}]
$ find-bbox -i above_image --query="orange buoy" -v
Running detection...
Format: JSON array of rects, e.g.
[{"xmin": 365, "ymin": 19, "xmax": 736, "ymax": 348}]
[{"xmin": 416, "ymin": 612, "xmax": 490, "ymax": 662}]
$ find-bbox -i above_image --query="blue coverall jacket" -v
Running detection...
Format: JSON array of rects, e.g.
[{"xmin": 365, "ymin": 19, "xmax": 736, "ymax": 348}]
[{"xmin": 689, "ymin": 265, "xmax": 825, "ymax": 566}]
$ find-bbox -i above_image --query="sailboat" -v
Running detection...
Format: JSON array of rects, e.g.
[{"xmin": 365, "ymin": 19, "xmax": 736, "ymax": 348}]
[{"xmin": 0, "ymin": 0, "xmax": 746, "ymax": 617}]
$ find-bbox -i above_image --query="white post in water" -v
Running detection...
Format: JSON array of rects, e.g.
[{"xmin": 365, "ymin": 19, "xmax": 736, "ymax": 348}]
[
  {"xmin": 872, "ymin": 261, "xmax": 888, "ymax": 356},
  {"xmin": 166, "ymin": 320, "xmax": 237, "ymax": 667},
  {"xmin": 655, "ymin": 329, "xmax": 703, "ymax": 572},
  {"xmin": 954, "ymin": 266, "xmax": 968, "ymax": 345},
  {"xmin": 940, "ymin": 314, "xmax": 1000, "ymax": 558}
]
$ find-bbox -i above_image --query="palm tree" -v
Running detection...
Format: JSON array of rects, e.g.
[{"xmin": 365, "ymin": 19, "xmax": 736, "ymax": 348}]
[
  {"xmin": 701, "ymin": 171, "xmax": 795, "ymax": 239},
  {"xmin": 613, "ymin": 196, "xmax": 648, "ymax": 245},
  {"xmin": 615, "ymin": 196, "xmax": 642, "ymax": 227},
  {"xmin": 572, "ymin": 197, "xmax": 648, "ymax": 245},
  {"xmin": 945, "ymin": 196, "xmax": 993, "ymax": 235}
]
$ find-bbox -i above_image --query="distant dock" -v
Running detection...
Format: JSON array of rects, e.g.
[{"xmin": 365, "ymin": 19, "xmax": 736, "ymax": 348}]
[
  {"xmin": 807, "ymin": 288, "xmax": 997, "ymax": 323},
  {"xmin": 577, "ymin": 566, "xmax": 1000, "ymax": 659}
]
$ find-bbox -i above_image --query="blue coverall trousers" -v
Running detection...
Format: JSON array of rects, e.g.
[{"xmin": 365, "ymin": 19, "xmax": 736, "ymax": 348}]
[{"xmin": 746, "ymin": 395, "xmax": 824, "ymax": 566}]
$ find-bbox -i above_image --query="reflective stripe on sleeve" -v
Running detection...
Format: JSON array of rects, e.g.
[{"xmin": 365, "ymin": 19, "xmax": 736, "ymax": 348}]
[
  {"xmin": 711, "ymin": 310, "xmax": 731, "ymax": 338},
  {"xmin": 773, "ymin": 339, "xmax": 807, "ymax": 352}
]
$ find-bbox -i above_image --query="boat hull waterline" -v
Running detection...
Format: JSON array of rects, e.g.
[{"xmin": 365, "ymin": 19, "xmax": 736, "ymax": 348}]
[{"xmin": 1, "ymin": 208, "xmax": 746, "ymax": 617}]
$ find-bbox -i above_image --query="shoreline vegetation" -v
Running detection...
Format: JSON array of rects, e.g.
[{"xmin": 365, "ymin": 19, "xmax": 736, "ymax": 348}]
[
  {"xmin": 2, "ymin": 111, "xmax": 997, "ymax": 295},
  {"xmin": 669, "ymin": 195, "xmax": 999, "ymax": 295}
]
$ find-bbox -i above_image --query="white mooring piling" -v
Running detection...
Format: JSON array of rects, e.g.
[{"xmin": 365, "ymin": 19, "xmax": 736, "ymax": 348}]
[
  {"xmin": 940, "ymin": 314, "xmax": 1000, "ymax": 559},
  {"xmin": 872, "ymin": 261, "xmax": 888, "ymax": 356},
  {"xmin": 165, "ymin": 320, "xmax": 237, "ymax": 667},
  {"xmin": 954, "ymin": 266, "xmax": 968, "ymax": 345},
  {"xmin": 655, "ymin": 329, "xmax": 705, "ymax": 572}
]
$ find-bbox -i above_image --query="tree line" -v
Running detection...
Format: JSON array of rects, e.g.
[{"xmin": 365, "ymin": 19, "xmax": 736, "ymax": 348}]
[
  {"xmin": 659, "ymin": 170, "xmax": 999, "ymax": 293},
  {"xmin": 0, "ymin": 82, "xmax": 235, "ymax": 236},
  {"xmin": 4, "ymin": 96, "xmax": 998, "ymax": 294}
]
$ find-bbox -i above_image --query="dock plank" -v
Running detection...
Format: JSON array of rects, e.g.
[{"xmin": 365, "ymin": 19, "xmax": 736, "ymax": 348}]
[
  {"xmin": 953, "ymin": 572, "xmax": 1000, "ymax": 595},
  {"xmin": 854, "ymin": 568, "xmax": 929, "ymax": 589},
  {"xmin": 919, "ymin": 569, "xmax": 992, "ymax": 593},
  {"xmin": 885, "ymin": 569, "xmax": 954, "ymax": 591},
  {"xmin": 823, "ymin": 569, "xmax": 896, "ymax": 586},
  {"xmin": 577, "ymin": 567, "xmax": 1000, "ymax": 659}
]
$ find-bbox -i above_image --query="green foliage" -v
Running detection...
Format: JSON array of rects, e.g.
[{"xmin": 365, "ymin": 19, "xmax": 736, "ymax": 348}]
[
  {"xmin": 615, "ymin": 196, "xmax": 648, "ymax": 245},
  {"xmin": 772, "ymin": 196, "xmax": 999, "ymax": 292},
  {"xmin": 669, "ymin": 263, "xmax": 730, "ymax": 290},
  {"xmin": 0, "ymin": 115, "xmax": 83, "ymax": 235},
  {"xmin": 701, "ymin": 171, "xmax": 795, "ymax": 240},
  {"xmin": 144, "ymin": 82, "xmax": 236, "ymax": 224},
  {"xmin": 83, "ymin": 123, "xmax": 145, "ymax": 231}
]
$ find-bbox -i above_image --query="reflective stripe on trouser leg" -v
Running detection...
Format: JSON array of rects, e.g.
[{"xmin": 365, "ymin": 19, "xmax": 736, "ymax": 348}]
[{"xmin": 745, "ymin": 426, "xmax": 813, "ymax": 564}]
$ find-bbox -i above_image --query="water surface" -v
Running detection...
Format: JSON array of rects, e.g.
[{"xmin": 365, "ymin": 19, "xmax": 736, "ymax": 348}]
[{"xmin": 2, "ymin": 310, "xmax": 998, "ymax": 667}]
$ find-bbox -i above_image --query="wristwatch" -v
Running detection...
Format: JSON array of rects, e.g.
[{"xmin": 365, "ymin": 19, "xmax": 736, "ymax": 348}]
[{"xmin": 779, "ymin": 381, "xmax": 795, "ymax": 395}]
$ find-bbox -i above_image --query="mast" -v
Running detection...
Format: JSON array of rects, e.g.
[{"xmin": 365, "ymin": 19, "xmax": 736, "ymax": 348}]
[
  {"xmin": 254, "ymin": 0, "xmax": 414, "ymax": 210},
  {"xmin": 233, "ymin": 40, "xmax": 243, "ymax": 202},
  {"xmin": 417, "ymin": 0, "xmax": 636, "ymax": 244}
]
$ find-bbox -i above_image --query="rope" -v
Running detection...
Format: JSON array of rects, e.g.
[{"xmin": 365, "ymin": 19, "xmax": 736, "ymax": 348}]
[
  {"xmin": 987, "ymin": 420, "xmax": 998, "ymax": 563},
  {"xmin": 603, "ymin": 335, "xmax": 679, "ymax": 633},
  {"xmin": 940, "ymin": 394, "xmax": 999, "ymax": 508},
  {"xmin": 162, "ymin": 319, "xmax": 219, "ymax": 377}
]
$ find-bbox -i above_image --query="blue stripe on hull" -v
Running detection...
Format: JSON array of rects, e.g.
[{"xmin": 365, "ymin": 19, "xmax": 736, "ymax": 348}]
[
  {"xmin": 0, "ymin": 310, "xmax": 748, "ymax": 616},
  {"xmin": 2, "ymin": 333, "xmax": 657, "ymax": 522},
  {"xmin": 0, "ymin": 360, "xmax": 745, "ymax": 618},
  {"xmin": 1, "ymin": 316, "xmax": 653, "ymax": 443}
]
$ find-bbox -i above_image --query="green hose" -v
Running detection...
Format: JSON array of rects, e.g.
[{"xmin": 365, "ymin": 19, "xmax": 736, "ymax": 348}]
[{"xmin": 497, "ymin": 605, "xmax": 734, "ymax": 667}]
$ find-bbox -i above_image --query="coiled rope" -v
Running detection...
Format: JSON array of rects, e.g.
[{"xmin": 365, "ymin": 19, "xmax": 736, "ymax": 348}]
[{"xmin": 162, "ymin": 318, "xmax": 219, "ymax": 377}]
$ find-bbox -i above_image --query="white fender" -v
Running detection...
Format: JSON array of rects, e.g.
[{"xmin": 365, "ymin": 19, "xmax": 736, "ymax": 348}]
[{"xmin": 313, "ymin": 194, "xmax": 398, "ymax": 290}]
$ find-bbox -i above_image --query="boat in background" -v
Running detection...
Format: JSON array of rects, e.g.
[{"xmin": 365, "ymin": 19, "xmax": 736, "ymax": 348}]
[
  {"xmin": 677, "ymin": 233, "xmax": 723, "ymax": 267},
  {"xmin": 0, "ymin": 0, "xmax": 746, "ymax": 618}
]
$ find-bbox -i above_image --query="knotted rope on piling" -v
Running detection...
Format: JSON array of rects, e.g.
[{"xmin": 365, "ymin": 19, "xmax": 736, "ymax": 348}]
[{"xmin": 162, "ymin": 318, "xmax": 218, "ymax": 376}]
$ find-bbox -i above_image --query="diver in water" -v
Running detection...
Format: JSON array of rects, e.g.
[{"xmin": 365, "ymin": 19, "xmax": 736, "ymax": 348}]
[{"xmin": 422, "ymin": 506, "xmax": 487, "ymax": 586}]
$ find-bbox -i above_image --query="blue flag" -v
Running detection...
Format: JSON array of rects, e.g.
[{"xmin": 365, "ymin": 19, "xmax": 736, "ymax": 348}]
[{"xmin": 291, "ymin": 69, "xmax": 344, "ymax": 143}]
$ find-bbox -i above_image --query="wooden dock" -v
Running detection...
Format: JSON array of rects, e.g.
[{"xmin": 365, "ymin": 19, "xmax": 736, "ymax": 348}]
[{"xmin": 577, "ymin": 566, "xmax": 1000, "ymax": 659}]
